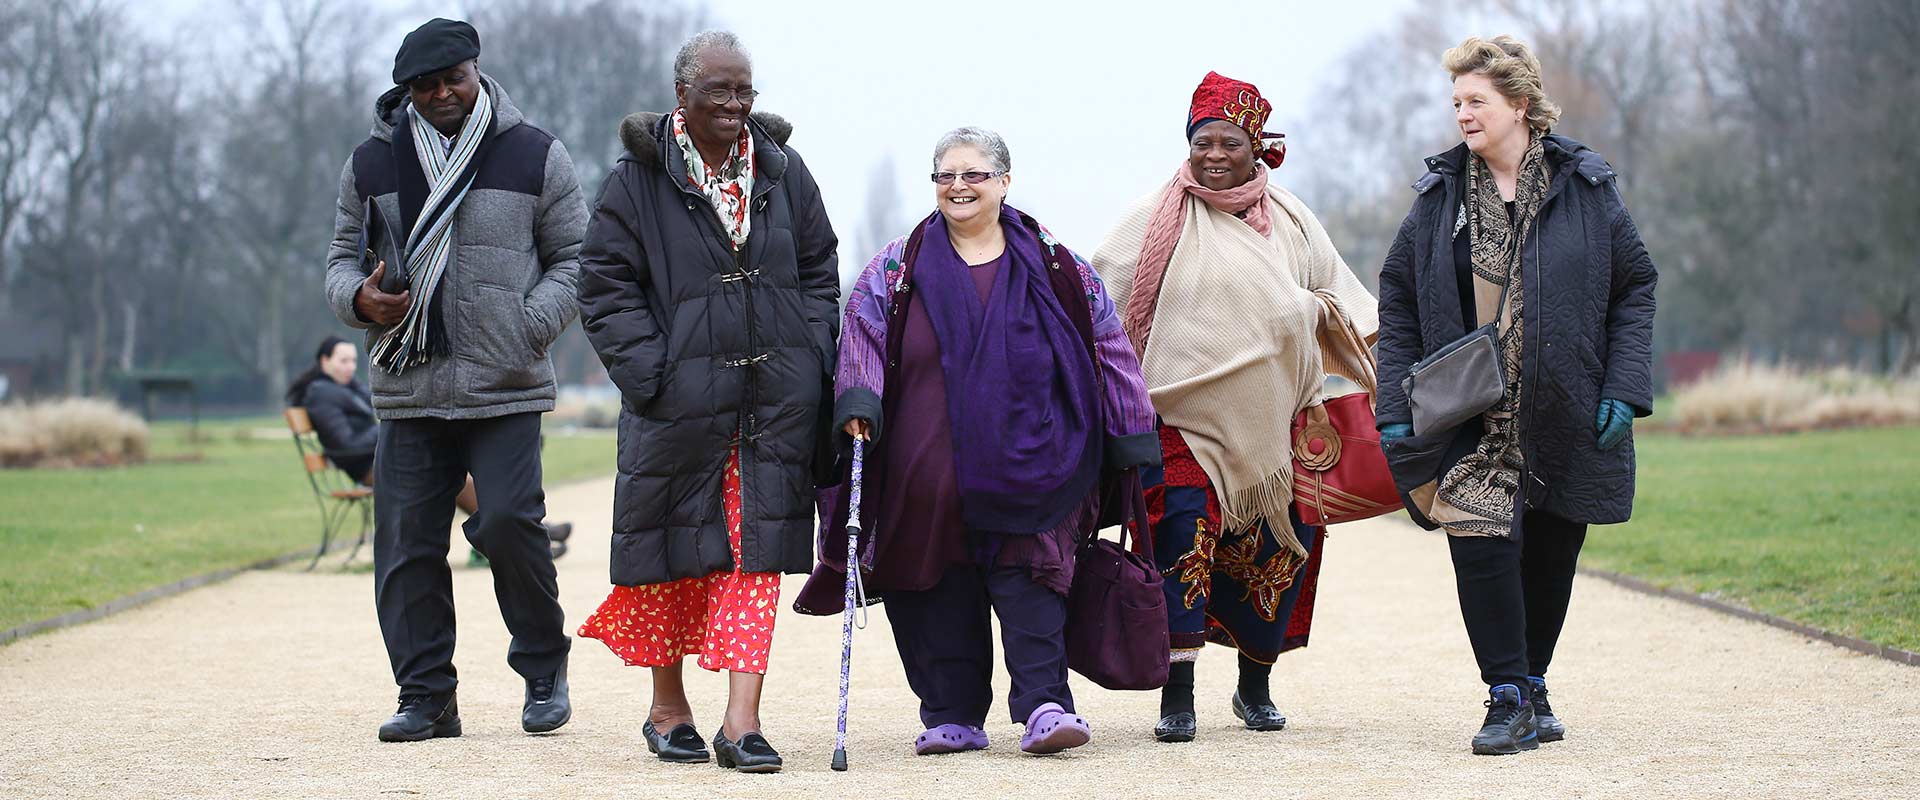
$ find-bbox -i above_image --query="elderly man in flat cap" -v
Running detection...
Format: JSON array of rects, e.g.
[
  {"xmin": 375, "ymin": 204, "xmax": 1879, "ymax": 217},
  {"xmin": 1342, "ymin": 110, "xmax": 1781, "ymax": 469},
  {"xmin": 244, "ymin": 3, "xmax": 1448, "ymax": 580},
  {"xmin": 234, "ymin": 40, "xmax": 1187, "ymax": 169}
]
[{"xmin": 324, "ymin": 17, "xmax": 587, "ymax": 742}]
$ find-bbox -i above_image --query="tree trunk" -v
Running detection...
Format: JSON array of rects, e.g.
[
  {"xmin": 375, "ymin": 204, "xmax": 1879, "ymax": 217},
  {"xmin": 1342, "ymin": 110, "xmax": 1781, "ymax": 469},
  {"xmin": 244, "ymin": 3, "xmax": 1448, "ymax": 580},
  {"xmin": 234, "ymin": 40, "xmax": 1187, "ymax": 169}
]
[
  {"xmin": 86, "ymin": 264, "xmax": 109, "ymax": 395},
  {"xmin": 119, "ymin": 298, "xmax": 138, "ymax": 371},
  {"xmin": 261, "ymin": 271, "xmax": 287, "ymax": 409}
]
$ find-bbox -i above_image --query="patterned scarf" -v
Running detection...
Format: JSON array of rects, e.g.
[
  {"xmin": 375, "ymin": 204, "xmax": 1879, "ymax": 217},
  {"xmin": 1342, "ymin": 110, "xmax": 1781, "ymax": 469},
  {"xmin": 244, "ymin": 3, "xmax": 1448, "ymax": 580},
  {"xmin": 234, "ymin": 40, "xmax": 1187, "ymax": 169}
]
[
  {"xmin": 1430, "ymin": 133, "xmax": 1551, "ymax": 538},
  {"xmin": 369, "ymin": 85, "xmax": 494, "ymax": 374},
  {"xmin": 672, "ymin": 109, "xmax": 754, "ymax": 251}
]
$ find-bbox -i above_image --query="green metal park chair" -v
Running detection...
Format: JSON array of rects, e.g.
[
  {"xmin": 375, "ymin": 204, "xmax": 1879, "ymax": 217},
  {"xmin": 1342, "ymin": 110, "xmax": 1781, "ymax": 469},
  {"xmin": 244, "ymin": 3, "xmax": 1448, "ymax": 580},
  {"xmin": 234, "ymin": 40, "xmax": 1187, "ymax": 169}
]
[{"xmin": 283, "ymin": 407, "xmax": 371, "ymax": 570}]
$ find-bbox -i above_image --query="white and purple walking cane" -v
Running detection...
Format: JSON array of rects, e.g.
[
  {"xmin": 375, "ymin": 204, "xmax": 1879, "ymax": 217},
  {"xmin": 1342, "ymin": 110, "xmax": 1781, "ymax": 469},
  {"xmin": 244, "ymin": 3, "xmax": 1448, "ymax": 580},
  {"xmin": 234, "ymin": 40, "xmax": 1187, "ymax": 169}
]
[{"xmin": 831, "ymin": 438, "xmax": 868, "ymax": 772}]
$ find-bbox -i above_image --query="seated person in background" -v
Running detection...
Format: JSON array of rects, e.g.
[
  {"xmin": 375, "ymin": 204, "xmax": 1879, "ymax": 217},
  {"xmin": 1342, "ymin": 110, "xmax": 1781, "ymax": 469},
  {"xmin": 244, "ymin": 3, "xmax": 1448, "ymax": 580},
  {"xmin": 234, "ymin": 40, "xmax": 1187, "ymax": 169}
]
[{"xmin": 288, "ymin": 335, "xmax": 575, "ymax": 551}]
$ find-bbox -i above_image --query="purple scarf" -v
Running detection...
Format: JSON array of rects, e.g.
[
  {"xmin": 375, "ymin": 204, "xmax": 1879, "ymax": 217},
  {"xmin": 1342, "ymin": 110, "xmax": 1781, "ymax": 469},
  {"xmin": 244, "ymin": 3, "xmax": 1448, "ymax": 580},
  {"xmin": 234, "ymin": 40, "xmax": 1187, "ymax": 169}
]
[{"xmin": 912, "ymin": 205, "xmax": 1101, "ymax": 535}]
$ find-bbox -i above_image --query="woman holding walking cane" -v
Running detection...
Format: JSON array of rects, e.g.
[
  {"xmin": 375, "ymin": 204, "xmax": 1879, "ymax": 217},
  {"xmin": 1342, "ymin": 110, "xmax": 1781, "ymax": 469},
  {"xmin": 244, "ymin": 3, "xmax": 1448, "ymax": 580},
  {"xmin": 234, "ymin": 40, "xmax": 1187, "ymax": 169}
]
[{"xmin": 796, "ymin": 126, "xmax": 1159, "ymax": 758}]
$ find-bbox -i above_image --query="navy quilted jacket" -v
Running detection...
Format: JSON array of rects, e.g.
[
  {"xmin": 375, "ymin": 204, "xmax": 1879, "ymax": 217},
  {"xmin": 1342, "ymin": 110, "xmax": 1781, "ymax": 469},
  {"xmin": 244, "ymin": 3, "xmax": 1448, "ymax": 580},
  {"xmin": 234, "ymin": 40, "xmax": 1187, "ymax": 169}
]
[{"xmin": 1375, "ymin": 135, "xmax": 1657, "ymax": 526}]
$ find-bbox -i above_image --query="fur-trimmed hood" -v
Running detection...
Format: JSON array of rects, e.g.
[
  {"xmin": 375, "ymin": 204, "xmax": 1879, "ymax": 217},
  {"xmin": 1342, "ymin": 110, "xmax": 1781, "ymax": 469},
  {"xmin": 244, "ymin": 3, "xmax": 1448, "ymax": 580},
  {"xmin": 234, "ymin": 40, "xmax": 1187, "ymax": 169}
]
[{"xmin": 618, "ymin": 110, "xmax": 794, "ymax": 172}]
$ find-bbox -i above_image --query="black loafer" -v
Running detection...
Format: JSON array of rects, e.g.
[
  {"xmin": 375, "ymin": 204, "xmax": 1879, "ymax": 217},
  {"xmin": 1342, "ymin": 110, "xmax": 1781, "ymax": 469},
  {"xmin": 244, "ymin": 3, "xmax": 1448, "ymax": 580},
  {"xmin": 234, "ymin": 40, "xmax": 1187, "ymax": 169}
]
[
  {"xmin": 713, "ymin": 729, "xmax": 783, "ymax": 773},
  {"xmin": 1231, "ymin": 691, "xmax": 1287, "ymax": 731},
  {"xmin": 644, "ymin": 720, "xmax": 711, "ymax": 763},
  {"xmin": 1153, "ymin": 711, "xmax": 1197, "ymax": 743},
  {"xmin": 379, "ymin": 692, "xmax": 461, "ymax": 742},
  {"xmin": 522, "ymin": 664, "xmax": 571, "ymax": 733}
]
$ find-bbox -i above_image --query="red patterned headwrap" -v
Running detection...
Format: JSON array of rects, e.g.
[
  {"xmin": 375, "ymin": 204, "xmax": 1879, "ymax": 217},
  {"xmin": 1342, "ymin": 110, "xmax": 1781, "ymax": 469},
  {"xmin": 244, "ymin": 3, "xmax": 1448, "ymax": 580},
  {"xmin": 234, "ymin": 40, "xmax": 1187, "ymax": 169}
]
[{"xmin": 1186, "ymin": 71, "xmax": 1287, "ymax": 168}]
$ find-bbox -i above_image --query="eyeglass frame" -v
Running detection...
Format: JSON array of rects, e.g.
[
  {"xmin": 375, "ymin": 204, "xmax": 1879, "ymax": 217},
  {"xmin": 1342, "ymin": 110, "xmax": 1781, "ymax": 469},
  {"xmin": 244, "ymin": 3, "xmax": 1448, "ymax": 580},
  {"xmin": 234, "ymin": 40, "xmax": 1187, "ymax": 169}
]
[
  {"xmin": 681, "ymin": 82, "xmax": 760, "ymax": 105},
  {"xmin": 929, "ymin": 169, "xmax": 1006, "ymax": 186}
]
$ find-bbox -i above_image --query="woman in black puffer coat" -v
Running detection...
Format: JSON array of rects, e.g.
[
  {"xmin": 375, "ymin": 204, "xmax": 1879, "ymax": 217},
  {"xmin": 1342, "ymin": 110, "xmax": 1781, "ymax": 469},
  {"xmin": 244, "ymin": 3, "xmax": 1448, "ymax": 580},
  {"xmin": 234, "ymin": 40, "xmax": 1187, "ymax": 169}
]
[
  {"xmin": 572, "ymin": 33, "xmax": 838, "ymax": 772},
  {"xmin": 1374, "ymin": 35, "xmax": 1656, "ymax": 757}
]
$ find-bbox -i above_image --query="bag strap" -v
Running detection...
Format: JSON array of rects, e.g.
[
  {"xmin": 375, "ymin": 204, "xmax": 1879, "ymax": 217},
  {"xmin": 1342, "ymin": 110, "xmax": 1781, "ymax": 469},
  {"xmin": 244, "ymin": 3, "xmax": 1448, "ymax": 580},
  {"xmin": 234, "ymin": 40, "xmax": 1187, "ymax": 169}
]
[
  {"xmin": 1312, "ymin": 290, "xmax": 1377, "ymax": 399},
  {"xmin": 1109, "ymin": 468, "xmax": 1155, "ymax": 564}
]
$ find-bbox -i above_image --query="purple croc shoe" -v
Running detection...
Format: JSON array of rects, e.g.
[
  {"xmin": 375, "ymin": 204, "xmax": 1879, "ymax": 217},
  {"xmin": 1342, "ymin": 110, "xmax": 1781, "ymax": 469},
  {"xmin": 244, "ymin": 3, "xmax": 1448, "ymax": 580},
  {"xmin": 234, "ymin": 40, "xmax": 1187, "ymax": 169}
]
[
  {"xmin": 915, "ymin": 723, "xmax": 990, "ymax": 755},
  {"xmin": 1020, "ymin": 703, "xmax": 1091, "ymax": 755}
]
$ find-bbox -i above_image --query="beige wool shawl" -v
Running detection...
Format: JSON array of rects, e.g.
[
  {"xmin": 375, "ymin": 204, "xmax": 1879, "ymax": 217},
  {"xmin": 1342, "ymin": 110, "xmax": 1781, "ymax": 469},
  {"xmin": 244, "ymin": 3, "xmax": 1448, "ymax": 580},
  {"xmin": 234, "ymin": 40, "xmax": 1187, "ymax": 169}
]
[{"xmin": 1093, "ymin": 184, "xmax": 1378, "ymax": 557}]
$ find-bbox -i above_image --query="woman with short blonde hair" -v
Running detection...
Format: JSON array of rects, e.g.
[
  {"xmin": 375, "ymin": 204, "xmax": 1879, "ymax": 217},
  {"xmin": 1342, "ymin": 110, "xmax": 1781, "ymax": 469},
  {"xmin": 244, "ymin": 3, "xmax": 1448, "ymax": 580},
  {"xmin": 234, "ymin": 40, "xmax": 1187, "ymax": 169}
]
[{"xmin": 1375, "ymin": 35, "xmax": 1657, "ymax": 754}]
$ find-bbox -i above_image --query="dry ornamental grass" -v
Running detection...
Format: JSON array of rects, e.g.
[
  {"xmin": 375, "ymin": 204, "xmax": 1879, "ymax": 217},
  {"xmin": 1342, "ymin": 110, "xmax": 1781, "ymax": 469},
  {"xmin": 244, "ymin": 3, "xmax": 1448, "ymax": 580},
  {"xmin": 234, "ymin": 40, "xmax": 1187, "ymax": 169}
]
[
  {"xmin": 1666, "ymin": 363, "xmax": 1920, "ymax": 434},
  {"xmin": 0, "ymin": 398, "xmax": 151, "ymax": 468}
]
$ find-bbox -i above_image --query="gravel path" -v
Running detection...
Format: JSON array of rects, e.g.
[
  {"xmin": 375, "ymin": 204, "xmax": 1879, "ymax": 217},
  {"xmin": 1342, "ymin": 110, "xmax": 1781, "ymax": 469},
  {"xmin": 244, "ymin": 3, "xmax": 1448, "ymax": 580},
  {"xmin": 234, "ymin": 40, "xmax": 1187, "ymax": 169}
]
[{"xmin": 2, "ymin": 476, "xmax": 1914, "ymax": 799}]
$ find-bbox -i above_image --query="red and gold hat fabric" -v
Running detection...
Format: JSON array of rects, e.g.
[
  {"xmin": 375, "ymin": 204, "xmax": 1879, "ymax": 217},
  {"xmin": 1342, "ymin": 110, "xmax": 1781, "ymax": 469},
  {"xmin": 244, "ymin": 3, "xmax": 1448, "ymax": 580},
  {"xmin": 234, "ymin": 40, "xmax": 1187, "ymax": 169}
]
[{"xmin": 1186, "ymin": 71, "xmax": 1287, "ymax": 168}]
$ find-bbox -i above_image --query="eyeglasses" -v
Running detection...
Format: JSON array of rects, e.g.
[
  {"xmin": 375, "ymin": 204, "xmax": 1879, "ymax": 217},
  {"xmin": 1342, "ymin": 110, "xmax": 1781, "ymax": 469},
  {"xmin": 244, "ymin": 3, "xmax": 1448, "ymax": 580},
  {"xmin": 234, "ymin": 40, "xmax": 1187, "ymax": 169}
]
[
  {"xmin": 690, "ymin": 85, "xmax": 759, "ymax": 105},
  {"xmin": 930, "ymin": 170, "xmax": 1004, "ymax": 186}
]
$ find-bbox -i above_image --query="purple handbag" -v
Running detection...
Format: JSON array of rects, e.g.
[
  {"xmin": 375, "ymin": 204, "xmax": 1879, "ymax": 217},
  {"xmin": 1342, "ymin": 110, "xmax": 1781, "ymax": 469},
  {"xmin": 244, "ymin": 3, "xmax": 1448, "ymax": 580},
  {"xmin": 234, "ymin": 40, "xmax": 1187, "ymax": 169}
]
[{"xmin": 1066, "ymin": 470, "xmax": 1169, "ymax": 691}]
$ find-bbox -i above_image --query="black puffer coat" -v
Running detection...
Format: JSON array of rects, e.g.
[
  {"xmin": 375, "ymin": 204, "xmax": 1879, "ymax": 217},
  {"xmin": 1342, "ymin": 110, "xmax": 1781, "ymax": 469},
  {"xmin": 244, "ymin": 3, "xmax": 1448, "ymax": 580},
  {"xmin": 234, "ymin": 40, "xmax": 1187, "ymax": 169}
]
[
  {"xmin": 578, "ymin": 111, "xmax": 839, "ymax": 585},
  {"xmin": 1375, "ymin": 134, "xmax": 1657, "ymax": 527}
]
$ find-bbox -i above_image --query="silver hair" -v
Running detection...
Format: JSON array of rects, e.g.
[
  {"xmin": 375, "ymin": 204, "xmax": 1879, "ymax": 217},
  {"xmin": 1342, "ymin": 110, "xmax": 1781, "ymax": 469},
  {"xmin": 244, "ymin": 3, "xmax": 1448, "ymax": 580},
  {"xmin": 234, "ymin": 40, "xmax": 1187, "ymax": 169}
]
[
  {"xmin": 674, "ymin": 30, "xmax": 750, "ymax": 85},
  {"xmin": 932, "ymin": 126, "xmax": 1012, "ymax": 174}
]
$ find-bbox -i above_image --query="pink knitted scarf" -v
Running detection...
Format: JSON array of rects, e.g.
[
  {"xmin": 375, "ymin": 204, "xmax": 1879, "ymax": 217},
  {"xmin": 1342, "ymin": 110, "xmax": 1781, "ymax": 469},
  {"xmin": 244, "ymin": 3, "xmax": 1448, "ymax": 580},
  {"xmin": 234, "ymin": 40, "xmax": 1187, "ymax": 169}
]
[{"xmin": 1122, "ymin": 161, "xmax": 1274, "ymax": 353}]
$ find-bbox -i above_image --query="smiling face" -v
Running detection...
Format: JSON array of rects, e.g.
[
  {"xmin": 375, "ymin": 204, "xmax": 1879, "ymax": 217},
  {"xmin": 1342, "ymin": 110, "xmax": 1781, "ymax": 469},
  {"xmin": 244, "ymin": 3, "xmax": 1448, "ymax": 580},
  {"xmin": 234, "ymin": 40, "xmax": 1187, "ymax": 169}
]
[
  {"xmin": 1187, "ymin": 120, "xmax": 1256, "ymax": 191},
  {"xmin": 406, "ymin": 60, "xmax": 479, "ymax": 136},
  {"xmin": 1452, "ymin": 72, "xmax": 1528, "ymax": 156},
  {"xmin": 675, "ymin": 48, "xmax": 754, "ymax": 160},
  {"xmin": 321, "ymin": 342, "xmax": 358, "ymax": 385},
  {"xmin": 933, "ymin": 145, "xmax": 1010, "ymax": 228}
]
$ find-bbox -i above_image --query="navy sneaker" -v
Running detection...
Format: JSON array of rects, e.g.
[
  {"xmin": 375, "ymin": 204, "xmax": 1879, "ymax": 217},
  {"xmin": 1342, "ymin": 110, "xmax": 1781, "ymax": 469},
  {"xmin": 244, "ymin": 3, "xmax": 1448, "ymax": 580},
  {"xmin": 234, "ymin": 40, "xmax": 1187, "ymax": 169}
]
[
  {"xmin": 1471, "ymin": 684, "xmax": 1539, "ymax": 755},
  {"xmin": 1528, "ymin": 677, "xmax": 1565, "ymax": 743}
]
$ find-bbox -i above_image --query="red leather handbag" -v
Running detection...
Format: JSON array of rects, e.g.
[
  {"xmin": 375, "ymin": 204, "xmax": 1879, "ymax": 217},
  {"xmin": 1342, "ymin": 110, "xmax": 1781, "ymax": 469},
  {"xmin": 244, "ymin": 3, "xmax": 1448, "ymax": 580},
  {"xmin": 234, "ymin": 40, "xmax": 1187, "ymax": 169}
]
[{"xmin": 1292, "ymin": 293, "xmax": 1402, "ymax": 526}]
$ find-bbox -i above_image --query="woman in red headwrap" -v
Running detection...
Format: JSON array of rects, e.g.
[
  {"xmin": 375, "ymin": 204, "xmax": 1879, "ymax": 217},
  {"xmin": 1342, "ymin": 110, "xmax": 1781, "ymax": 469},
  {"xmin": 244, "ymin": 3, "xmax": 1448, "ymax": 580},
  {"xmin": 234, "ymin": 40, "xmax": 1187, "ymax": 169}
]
[{"xmin": 1092, "ymin": 72, "xmax": 1378, "ymax": 743}]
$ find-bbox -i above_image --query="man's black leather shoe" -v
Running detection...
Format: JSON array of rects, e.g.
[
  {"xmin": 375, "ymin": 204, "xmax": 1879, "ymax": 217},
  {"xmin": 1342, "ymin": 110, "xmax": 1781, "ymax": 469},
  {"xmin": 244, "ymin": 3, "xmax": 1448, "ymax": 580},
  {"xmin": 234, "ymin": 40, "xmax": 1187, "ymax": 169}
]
[
  {"xmin": 378, "ymin": 692, "xmax": 460, "ymax": 742},
  {"xmin": 522, "ymin": 664, "xmax": 571, "ymax": 733},
  {"xmin": 643, "ymin": 720, "xmax": 710, "ymax": 763}
]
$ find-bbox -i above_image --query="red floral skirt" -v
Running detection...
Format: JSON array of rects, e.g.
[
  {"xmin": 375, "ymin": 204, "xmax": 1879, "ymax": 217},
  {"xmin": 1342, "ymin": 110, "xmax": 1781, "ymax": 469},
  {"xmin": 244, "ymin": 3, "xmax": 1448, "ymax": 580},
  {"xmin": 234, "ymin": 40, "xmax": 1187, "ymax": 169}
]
[{"xmin": 578, "ymin": 446, "xmax": 781, "ymax": 674}]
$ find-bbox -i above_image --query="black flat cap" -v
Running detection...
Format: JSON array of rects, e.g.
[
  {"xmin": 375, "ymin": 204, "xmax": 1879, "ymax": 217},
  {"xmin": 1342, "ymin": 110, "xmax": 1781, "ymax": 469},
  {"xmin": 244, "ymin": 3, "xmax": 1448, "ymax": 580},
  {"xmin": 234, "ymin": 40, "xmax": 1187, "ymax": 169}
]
[{"xmin": 393, "ymin": 18, "xmax": 480, "ymax": 85}]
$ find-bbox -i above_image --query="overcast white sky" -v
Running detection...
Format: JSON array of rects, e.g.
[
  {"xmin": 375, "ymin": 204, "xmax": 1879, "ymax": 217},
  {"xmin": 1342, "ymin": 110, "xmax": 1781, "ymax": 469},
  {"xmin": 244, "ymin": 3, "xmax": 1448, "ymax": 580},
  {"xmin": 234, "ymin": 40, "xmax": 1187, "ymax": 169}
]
[{"xmin": 143, "ymin": 0, "xmax": 1419, "ymax": 269}]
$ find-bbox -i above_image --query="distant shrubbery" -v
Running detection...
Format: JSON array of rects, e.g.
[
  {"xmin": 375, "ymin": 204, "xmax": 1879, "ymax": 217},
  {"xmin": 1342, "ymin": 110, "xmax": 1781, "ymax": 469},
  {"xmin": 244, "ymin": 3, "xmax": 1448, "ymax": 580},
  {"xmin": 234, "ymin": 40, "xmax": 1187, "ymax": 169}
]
[
  {"xmin": 1665, "ymin": 364, "xmax": 1920, "ymax": 434},
  {"xmin": 0, "ymin": 398, "xmax": 151, "ymax": 468},
  {"xmin": 547, "ymin": 391, "xmax": 621, "ymax": 429}
]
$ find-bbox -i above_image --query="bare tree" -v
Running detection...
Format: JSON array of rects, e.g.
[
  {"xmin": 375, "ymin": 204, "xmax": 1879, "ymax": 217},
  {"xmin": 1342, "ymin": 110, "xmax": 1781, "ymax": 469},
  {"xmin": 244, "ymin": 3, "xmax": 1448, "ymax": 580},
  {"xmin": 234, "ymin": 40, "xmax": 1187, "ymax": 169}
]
[
  {"xmin": 4, "ymin": 0, "xmax": 146, "ymax": 396},
  {"xmin": 472, "ymin": 0, "xmax": 703, "ymax": 182},
  {"xmin": 200, "ymin": 0, "xmax": 378, "ymax": 406},
  {"xmin": 0, "ymin": 0, "xmax": 61, "ymax": 283},
  {"xmin": 470, "ymin": 0, "xmax": 703, "ymax": 385}
]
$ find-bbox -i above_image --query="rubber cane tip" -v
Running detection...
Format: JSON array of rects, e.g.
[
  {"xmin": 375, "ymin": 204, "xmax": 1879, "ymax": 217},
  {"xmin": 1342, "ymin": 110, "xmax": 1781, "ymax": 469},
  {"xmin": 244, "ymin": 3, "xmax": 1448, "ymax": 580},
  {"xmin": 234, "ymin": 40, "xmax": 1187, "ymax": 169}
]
[{"xmin": 831, "ymin": 749, "xmax": 849, "ymax": 771}]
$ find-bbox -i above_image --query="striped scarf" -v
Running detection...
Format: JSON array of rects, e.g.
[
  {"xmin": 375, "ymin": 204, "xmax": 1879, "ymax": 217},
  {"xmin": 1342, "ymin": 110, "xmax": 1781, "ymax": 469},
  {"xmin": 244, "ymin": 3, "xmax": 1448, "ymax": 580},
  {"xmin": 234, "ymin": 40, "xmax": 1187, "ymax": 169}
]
[{"xmin": 369, "ymin": 85, "xmax": 494, "ymax": 374}]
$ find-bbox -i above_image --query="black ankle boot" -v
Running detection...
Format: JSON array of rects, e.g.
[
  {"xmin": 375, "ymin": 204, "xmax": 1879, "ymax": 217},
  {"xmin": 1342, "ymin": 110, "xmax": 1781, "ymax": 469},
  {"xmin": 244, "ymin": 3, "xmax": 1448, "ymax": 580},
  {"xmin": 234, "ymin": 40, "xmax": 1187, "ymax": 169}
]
[
  {"xmin": 1529, "ymin": 678, "xmax": 1564, "ymax": 743},
  {"xmin": 379, "ymin": 691, "xmax": 460, "ymax": 742},
  {"xmin": 1471, "ymin": 684, "xmax": 1539, "ymax": 755},
  {"xmin": 1155, "ymin": 661, "xmax": 1197, "ymax": 742}
]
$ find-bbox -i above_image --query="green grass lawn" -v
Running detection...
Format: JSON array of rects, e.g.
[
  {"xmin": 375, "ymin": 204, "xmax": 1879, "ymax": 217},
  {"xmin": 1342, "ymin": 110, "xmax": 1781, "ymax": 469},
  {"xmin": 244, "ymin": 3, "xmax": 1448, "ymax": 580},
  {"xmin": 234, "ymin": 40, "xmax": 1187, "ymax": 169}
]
[
  {"xmin": 1585, "ymin": 426, "xmax": 1920, "ymax": 652},
  {"xmin": 0, "ymin": 417, "xmax": 614, "ymax": 633}
]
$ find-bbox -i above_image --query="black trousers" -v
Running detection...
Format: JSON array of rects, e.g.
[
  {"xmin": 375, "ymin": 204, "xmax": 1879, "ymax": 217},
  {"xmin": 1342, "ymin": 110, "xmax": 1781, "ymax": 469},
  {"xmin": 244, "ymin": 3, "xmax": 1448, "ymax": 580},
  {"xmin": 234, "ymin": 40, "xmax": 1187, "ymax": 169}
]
[
  {"xmin": 884, "ymin": 565, "xmax": 1073, "ymax": 728},
  {"xmin": 1447, "ymin": 510, "xmax": 1588, "ymax": 690},
  {"xmin": 373, "ymin": 412, "xmax": 568, "ymax": 698}
]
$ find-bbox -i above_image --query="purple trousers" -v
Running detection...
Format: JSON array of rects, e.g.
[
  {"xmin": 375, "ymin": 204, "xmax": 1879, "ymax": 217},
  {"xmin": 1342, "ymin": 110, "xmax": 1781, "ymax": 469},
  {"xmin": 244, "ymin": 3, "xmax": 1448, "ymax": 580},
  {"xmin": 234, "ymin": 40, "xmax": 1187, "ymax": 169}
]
[{"xmin": 884, "ymin": 564, "xmax": 1074, "ymax": 728}]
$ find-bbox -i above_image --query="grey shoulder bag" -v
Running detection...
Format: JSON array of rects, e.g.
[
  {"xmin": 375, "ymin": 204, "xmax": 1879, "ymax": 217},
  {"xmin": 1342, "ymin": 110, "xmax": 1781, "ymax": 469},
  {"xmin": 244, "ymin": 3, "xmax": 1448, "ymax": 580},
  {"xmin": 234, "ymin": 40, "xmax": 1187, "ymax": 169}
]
[{"xmin": 1400, "ymin": 247, "xmax": 1514, "ymax": 437}]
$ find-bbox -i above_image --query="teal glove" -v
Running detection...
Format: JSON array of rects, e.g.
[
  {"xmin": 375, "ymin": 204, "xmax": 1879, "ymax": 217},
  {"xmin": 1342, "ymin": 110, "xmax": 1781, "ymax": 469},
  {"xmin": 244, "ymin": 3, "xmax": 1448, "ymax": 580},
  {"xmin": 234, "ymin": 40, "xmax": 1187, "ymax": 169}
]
[
  {"xmin": 1380, "ymin": 423, "xmax": 1414, "ymax": 443},
  {"xmin": 1596, "ymin": 398, "xmax": 1634, "ymax": 450}
]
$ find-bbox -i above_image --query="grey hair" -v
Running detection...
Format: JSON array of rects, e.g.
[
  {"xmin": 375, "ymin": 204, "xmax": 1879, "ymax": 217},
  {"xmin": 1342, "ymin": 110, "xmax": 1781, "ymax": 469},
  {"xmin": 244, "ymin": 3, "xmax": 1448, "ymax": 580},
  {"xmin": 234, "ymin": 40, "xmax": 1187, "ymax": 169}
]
[
  {"xmin": 932, "ymin": 126, "xmax": 1012, "ymax": 174},
  {"xmin": 674, "ymin": 30, "xmax": 750, "ymax": 84}
]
